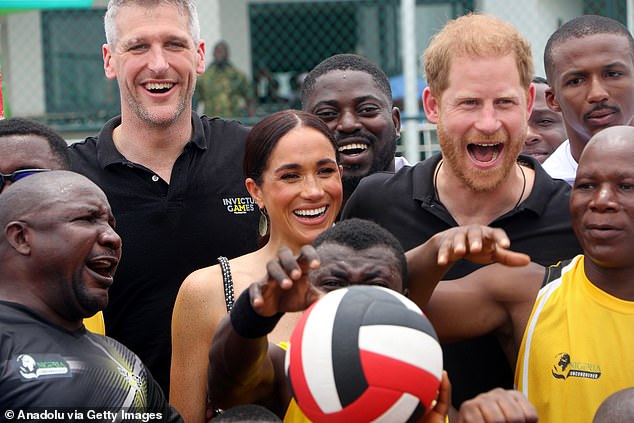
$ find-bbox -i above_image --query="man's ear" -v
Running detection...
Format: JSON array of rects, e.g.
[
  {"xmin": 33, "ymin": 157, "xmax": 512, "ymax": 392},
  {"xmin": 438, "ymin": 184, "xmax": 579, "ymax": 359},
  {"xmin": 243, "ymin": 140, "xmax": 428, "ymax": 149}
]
[
  {"xmin": 392, "ymin": 106, "xmax": 402, "ymax": 138},
  {"xmin": 526, "ymin": 83, "xmax": 536, "ymax": 116},
  {"xmin": 196, "ymin": 39, "xmax": 206, "ymax": 75},
  {"xmin": 545, "ymin": 87, "xmax": 562, "ymax": 112},
  {"xmin": 5, "ymin": 221, "xmax": 32, "ymax": 255},
  {"xmin": 103, "ymin": 43, "xmax": 117, "ymax": 80},
  {"xmin": 422, "ymin": 87, "xmax": 440, "ymax": 124}
]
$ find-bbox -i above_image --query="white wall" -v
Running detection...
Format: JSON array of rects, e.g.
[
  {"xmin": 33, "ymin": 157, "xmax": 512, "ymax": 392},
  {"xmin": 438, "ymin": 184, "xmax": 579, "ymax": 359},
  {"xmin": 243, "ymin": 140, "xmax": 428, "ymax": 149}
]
[
  {"xmin": 477, "ymin": 0, "xmax": 583, "ymax": 76},
  {"xmin": 5, "ymin": 11, "xmax": 45, "ymax": 116},
  {"xmin": 217, "ymin": 0, "xmax": 252, "ymax": 78},
  {"xmin": 197, "ymin": 0, "xmax": 222, "ymax": 67}
]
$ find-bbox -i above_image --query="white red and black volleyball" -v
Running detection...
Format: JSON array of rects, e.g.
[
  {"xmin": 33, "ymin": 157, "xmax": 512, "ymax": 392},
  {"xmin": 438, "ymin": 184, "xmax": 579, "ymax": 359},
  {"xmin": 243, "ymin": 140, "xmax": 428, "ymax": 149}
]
[{"xmin": 285, "ymin": 285, "xmax": 442, "ymax": 423}]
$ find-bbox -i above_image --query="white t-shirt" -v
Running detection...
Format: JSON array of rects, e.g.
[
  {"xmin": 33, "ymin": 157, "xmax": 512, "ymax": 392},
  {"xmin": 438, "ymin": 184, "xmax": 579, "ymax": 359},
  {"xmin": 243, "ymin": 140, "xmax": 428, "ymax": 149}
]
[
  {"xmin": 542, "ymin": 140, "xmax": 577, "ymax": 186},
  {"xmin": 394, "ymin": 155, "xmax": 411, "ymax": 171}
]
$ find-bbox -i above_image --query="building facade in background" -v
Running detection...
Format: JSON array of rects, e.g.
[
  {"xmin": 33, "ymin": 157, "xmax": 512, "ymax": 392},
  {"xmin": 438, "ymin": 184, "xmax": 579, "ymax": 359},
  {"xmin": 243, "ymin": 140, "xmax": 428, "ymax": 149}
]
[{"xmin": 0, "ymin": 0, "xmax": 626, "ymax": 152}]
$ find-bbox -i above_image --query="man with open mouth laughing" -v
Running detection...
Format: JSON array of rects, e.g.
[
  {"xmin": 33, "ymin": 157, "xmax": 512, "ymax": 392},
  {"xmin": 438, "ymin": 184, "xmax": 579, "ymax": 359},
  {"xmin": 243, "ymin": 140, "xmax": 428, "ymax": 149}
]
[
  {"xmin": 301, "ymin": 54, "xmax": 406, "ymax": 207},
  {"xmin": 341, "ymin": 14, "xmax": 582, "ymax": 408},
  {"xmin": 0, "ymin": 171, "xmax": 180, "ymax": 419},
  {"xmin": 542, "ymin": 15, "xmax": 634, "ymax": 186},
  {"xmin": 68, "ymin": 0, "xmax": 259, "ymax": 396}
]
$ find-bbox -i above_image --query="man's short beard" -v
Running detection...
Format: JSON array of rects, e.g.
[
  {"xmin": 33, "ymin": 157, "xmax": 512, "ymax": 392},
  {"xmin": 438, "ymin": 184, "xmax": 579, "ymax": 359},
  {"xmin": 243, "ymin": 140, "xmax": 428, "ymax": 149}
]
[
  {"xmin": 437, "ymin": 122, "xmax": 522, "ymax": 193},
  {"xmin": 342, "ymin": 140, "xmax": 396, "ymax": 196}
]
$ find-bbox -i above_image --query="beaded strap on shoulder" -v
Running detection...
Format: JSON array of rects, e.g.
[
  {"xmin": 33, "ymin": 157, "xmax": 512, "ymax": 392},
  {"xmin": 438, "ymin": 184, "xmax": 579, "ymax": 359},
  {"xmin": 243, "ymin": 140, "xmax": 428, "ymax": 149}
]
[{"xmin": 217, "ymin": 256, "xmax": 235, "ymax": 312}]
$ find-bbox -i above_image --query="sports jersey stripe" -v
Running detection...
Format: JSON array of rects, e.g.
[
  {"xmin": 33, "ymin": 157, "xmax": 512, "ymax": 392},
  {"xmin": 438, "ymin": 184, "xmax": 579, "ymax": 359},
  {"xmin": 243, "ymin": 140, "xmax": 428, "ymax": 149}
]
[
  {"xmin": 520, "ymin": 273, "xmax": 562, "ymax": 394},
  {"xmin": 86, "ymin": 336, "xmax": 146, "ymax": 408}
]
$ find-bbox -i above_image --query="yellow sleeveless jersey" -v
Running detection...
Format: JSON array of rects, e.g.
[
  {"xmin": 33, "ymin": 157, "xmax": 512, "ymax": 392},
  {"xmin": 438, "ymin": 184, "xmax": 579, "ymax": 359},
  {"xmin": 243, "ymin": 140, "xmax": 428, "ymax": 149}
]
[
  {"xmin": 516, "ymin": 255, "xmax": 634, "ymax": 422},
  {"xmin": 83, "ymin": 311, "xmax": 105, "ymax": 335}
]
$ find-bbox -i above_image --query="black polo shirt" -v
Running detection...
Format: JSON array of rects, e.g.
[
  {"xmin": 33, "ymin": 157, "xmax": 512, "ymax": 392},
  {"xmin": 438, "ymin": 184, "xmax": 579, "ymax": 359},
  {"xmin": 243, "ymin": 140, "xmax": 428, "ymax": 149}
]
[
  {"xmin": 341, "ymin": 153, "xmax": 581, "ymax": 405},
  {"xmin": 68, "ymin": 114, "xmax": 259, "ymax": 394}
]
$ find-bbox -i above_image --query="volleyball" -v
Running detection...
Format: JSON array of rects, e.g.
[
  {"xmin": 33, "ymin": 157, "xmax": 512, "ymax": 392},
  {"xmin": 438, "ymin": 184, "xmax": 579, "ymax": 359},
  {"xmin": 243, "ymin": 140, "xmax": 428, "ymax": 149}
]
[{"xmin": 285, "ymin": 285, "xmax": 443, "ymax": 422}]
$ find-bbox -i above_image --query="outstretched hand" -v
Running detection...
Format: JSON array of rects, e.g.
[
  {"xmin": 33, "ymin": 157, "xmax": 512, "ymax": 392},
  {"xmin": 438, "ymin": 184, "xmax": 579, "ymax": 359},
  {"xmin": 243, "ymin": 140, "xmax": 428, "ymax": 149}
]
[
  {"xmin": 434, "ymin": 225, "xmax": 530, "ymax": 267},
  {"xmin": 249, "ymin": 245, "xmax": 325, "ymax": 317},
  {"xmin": 456, "ymin": 388, "xmax": 538, "ymax": 423}
]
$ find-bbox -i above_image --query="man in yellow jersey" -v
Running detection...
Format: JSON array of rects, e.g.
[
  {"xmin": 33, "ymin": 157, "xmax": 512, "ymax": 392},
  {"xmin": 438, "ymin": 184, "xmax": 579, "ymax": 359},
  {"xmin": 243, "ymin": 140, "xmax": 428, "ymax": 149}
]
[
  {"xmin": 208, "ymin": 218, "xmax": 536, "ymax": 422},
  {"xmin": 0, "ymin": 117, "xmax": 105, "ymax": 333},
  {"xmin": 416, "ymin": 124, "xmax": 634, "ymax": 422}
]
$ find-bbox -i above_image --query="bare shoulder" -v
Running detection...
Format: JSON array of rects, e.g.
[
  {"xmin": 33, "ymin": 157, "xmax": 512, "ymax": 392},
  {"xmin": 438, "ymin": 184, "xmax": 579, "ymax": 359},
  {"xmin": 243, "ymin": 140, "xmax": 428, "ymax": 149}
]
[
  {"xmin": 174, "ymin": 263, "xmax": 226, "ymax": 322},
  {"xmin": 180, "ymin": 262, "xmax": 225, "ymax": 294},
  {"xmin": 222, "ymin": 251, "xmax": 269, "ymax": 293}
]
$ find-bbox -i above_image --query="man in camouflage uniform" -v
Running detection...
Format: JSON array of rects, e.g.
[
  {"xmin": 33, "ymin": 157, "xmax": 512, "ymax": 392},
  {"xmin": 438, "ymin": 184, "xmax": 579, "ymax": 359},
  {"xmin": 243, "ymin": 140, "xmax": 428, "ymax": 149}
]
[{"xmin": 196, "ymin": 40, "xmax": 255, "ymax": 119}]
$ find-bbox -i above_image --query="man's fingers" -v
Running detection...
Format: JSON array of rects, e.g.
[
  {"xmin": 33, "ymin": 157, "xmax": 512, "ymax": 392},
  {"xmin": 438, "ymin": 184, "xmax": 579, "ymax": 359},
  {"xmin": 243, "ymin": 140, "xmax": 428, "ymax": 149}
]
[
  {"xmin": 437, "ymin": 225, "xmax": 523, "ymax": 266},
  {"xmin": 434, "ymin": 371, "xmax": 451, "ymax": 418},
  {"xmin": 494, "ymin": 248, "xmax": 531, "ymax": 267},
  {"xmin": 457, "ymin": 388, "xmax": 537, "ymax": 423},
  {"xmin": 266, "ymin": 257, "xmax": 293, "ymax": 289},
  {"xmin": 437, "ymin": 226, "xmax": 487, "ymax": 265},
  {"xmin": 276, "ymin": 247, "xmax": 301, "ymax": 281},
  {"xmin": 249, "ymin": 282, "xmax": 266, "ymax": 308},
  {"xmin": 297, "ymin": 245, "xmax": 320, "ymax": 271},
  {"xmin": 481, "ymin": 227, "xmax": 511, "ymax": 249},
  {"xmin": 437, "ymin": 231, "xmax": 466, "ymax": 265},
  {"xmin": 509, "ymin": 390, "xmax": 538, "ymax": 422}
]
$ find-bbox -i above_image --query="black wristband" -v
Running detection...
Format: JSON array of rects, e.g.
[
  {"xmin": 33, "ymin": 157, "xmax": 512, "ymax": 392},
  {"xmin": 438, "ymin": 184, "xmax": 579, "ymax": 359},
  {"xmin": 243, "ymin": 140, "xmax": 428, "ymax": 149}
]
[{"xmin": 229, "ymin": 289, "xmax": 284, "ymax": 339}]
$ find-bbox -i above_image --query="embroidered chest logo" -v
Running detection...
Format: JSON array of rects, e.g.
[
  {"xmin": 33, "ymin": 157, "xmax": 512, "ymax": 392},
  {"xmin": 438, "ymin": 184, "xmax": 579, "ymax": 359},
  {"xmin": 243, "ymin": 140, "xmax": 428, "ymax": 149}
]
[
  {"xmin": 14, "ymin": 353, "xmax": 71, "ymax": 381},
  {"xmin": 222, "ymin": 196, "xmax": 255, "ymax": 215},
  {"xmin": 551, "ymin": 352, "xmax": 601, "ymax": 380}
]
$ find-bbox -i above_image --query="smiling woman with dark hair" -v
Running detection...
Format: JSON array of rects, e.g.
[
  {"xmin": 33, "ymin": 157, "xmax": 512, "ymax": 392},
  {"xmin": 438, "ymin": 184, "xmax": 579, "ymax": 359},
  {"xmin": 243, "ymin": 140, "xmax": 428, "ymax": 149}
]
[{"xmin": 170, "ymin": 109, "xmax": 343, "ymax": 423}]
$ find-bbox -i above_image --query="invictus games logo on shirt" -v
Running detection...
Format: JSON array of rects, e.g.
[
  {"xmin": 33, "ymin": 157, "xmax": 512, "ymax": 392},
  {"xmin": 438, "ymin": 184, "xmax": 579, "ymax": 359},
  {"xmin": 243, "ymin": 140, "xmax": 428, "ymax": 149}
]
[
  {"xmin": 551, "ymin": 352, "xmax": 601, "ymax": 380},
  {"xmin": 14, "ymin": 353, "xmax": 71, "ymax": 381},
  {"xmin": 223, "ymin": 196, "xmax": 256, "ymax": 214}
]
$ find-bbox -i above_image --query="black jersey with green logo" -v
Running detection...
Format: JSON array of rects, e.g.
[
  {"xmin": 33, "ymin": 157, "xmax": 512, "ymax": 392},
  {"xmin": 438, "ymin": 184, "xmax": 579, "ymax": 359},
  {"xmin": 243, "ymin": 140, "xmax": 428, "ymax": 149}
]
[{"xmin": 0, "ymin": 301, "xmax": 181, "ymax": 422}]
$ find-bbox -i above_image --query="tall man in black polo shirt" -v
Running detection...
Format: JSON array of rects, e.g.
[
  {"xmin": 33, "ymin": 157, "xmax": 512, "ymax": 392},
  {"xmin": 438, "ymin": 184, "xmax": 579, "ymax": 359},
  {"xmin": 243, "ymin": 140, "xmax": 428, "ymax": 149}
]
[
  {"xmin": 341, "ymin": 14, "xmax": 581, "ymax": 406},
  {"xmin": 69, "ymin": 0, "xmax": 258, "ymax": 394}
]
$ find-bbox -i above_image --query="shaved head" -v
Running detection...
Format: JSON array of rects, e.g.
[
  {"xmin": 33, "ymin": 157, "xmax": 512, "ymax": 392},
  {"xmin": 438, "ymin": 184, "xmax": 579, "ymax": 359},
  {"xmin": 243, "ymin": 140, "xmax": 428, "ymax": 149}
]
[
  {"xmin": 594, "ymin": 388, "xmax": 634, "ymax": 423},
  {"xmin": 0, "ymin": 170, "xmax": 120, "ymax": 328},
  {"xmin": 579, "ymin": 125, "xmax": 634, "ymax": 167},
  {"xmin": 0, "ymin": 171, "xmax": 106, "ymax": 233}
]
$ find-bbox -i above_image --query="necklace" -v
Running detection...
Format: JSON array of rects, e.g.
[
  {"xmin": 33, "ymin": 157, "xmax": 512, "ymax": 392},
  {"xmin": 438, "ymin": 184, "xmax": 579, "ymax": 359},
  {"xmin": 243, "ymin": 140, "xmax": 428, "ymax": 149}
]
[
  {"xmin": 433, "ymin": 160, "xmax": 527, "ymax": 209},
  {"xmin": 433, "ymin": 159, "xmax": 443, "ymax": 201},
  {"xmin": 514, "ymin": 163, "xmax": 527, "ymax": 209}
]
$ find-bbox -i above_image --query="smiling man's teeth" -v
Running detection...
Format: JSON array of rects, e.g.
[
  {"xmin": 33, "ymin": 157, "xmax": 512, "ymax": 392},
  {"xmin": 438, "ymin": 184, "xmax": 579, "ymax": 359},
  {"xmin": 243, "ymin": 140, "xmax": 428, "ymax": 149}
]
[
  {"xmin": 338, "ymin": 143, "xmax": 368, "ymax": 153},
  {"xmin": 91, "ymin": 259, "xmax": 111, "ymax": 268},
  {"xmin": 146, "ymin": 82, "xmax": 173, "ymax": 91},
  {"xmin": 294, "ymin": 206, "xmax": 326, "ymax": 217},
  {"xmin": 88, "ymin": 260, "xmax": 114, "ymax": 277},
  {"xmin": 469, "ymin": 143, "xmax": 500, "ymax": 162}
]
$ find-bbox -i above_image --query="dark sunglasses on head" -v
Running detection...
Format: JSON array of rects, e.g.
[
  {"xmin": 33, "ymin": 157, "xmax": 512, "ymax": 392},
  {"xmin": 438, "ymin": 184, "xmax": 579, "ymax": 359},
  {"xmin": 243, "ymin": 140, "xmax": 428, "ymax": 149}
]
[{"xmin": 0, "ymin": 169, "xmax": 51, "ymax": 191}]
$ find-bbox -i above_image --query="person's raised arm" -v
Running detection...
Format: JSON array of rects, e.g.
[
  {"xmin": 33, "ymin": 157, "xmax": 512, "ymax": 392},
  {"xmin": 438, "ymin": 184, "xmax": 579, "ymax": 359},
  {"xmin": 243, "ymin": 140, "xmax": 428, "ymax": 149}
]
[
  {"xmin": 424, "ymin": 261, "xmax": 544, "ymax": 355},
  {"xmin": 406, "ymin": 225, "xmax": 531, "ymax": 307},
  {"xmin": 208, "ymin": 246, "xmax": 323, "ymax": 417}
]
